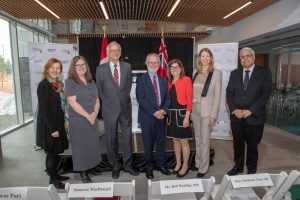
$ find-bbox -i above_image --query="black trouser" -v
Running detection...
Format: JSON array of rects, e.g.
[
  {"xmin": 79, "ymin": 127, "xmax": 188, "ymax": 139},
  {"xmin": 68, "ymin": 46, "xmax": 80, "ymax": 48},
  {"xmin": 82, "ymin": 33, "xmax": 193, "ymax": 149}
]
[
  {"xmin": 45, "ymin": 153, "xmax": 58, "ymax": 181},
  {"xmin": 231, "ymin": 120, "xmax": 264, "ymax": 173}
]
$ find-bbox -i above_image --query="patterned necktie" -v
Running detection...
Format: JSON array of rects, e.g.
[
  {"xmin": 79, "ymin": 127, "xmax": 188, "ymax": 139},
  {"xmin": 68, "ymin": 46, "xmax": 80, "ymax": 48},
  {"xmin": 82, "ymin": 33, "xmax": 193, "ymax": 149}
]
[
  {"xmin": 243, "ymin": 70, "xmax": 250, "ymax": 90},
  {"xmin": 153, "ymin": 75, "xmax": 159, "ymax": 108},
  {"xmin": 113, "ymin": 64, "xmax": 119, "ymax": 87}
]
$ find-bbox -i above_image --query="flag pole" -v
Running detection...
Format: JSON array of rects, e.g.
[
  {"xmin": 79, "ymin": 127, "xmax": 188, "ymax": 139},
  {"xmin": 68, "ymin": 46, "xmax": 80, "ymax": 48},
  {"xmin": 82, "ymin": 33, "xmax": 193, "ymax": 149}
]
[
  {"xmin": 103, "ymin": 25, "xmax": 107, "ymax": 35},
  {"xmin": 100, "ymin": 26, "xmax": 108, "ymax": 65},
  {"xmin": 158, "ymin": 26, "xmax": 168, "ymax": 79}
]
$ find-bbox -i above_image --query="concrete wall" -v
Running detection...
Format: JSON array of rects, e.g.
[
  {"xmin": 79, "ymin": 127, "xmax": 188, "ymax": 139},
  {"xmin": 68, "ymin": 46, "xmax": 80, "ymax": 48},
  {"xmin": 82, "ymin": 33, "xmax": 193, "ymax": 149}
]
[{"xmin": 198, "ymin": 0, "xmax": 300, "ymax": 44}]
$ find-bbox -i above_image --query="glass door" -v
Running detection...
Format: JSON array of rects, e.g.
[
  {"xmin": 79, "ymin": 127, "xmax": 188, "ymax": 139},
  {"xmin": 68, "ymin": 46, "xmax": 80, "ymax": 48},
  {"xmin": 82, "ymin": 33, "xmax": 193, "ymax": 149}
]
[{"xmin": 267, "ymin": 47, "xmax": 300, "ymax": 135}]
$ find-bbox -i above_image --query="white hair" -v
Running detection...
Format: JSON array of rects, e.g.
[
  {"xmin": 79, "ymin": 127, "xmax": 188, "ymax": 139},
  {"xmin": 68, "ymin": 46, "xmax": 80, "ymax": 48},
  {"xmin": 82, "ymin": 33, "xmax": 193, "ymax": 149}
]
[
  {"xmin": 145, "ymin": 53, "xmax": 161, "ymax": 65},
  {"xmin": 106, "ymin": 41, "xmax": 121, "ymax": 53},
  {"xmin": 240, "ymin": 47, "xmax": 255, "ymax": 56}
]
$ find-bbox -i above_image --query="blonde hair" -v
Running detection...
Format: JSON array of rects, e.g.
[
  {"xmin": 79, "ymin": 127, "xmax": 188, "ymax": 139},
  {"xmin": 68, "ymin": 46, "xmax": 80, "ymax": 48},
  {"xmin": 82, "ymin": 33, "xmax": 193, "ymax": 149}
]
[{"xmin": 197, "ymin": 48, "xmax": 215, "ymax": 73}]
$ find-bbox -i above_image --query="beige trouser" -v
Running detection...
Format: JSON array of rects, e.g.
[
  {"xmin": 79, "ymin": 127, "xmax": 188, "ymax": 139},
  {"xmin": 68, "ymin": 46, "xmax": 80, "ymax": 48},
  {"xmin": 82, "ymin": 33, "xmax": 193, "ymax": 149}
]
[{"xmin": 192, "ymin": 103, "xmax": 211, "ymax": 173}]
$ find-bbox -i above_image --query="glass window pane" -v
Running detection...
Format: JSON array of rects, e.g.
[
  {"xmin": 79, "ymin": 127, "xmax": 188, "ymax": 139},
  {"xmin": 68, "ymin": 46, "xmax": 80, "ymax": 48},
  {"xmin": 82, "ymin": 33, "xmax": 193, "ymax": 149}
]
[
  {"xmin": 0, "ymin": 18, "xmax": 17, "ymax": 132},
  {"xmin": 17, "ymin": 26, "xmax": 34, "ymax": 121},
  {"xmin": 38, "ymin": 35, "xmax": 45, "ymax": 42},
  {"xmin": 33, "ymin": 32, "xmax": 39, "ymax": 42},
  {"xmin": 267, "ymin": 48, "xmax": 300, "ymax": 135}
]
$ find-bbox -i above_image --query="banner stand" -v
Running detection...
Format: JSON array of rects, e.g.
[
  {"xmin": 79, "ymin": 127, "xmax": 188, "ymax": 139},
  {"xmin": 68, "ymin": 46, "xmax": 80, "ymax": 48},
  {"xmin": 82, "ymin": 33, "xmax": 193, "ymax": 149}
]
[
  {"xmin": 28, "ymin": 42, "xmax": 74, "ymax": 148},
  {"xmin": 197, "ymin": 43, "xmax": 239, "ymax": 140}
]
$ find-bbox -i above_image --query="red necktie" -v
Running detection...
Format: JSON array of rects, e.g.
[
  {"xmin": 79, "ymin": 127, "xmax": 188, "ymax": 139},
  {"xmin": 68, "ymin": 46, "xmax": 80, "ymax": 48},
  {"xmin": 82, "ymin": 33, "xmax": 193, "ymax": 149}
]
[
  {"xmin": 113, "ymin": 64, "xmax": 119, "ymax": 87},
  {"xmin": 153, "ymin": 75, "xmax": 159, "ymax": 108}
]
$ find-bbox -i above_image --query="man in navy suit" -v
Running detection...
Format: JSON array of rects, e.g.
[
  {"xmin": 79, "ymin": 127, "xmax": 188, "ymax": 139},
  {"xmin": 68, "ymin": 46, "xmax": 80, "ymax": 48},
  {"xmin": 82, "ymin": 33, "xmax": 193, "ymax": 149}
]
[
  {"xmin": 96, "ymin": 41, "xmax": 139, "ymax": 179},
  {"xmin": 136, "ymin": 53, "xmax": 171, "ymax": 179},
  {"xmin": 226, "ymin": 47, "xmax": 272, "ymax": 175}
]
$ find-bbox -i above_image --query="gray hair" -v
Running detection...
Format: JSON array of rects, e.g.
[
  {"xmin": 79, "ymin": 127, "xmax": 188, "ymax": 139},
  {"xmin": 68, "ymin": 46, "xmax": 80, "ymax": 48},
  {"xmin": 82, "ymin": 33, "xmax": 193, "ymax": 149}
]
[
  {"xmin": 106, "ymin": 41, "xmax": 121, "ymax": 53},
  {"xmin": 240, "ymin": 47, "xmax": 255, "ymax": 56},
  {"xmin": 145, "ymin": 53, "xmax": 161, "ymax": 65}
]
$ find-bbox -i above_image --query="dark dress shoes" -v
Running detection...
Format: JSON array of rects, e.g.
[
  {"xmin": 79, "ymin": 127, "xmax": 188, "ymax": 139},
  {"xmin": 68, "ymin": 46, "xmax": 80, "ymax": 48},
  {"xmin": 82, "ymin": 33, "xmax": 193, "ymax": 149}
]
[
  {"xmin": 227, "ymin": 166, "xmax": 243, "ymax": 176},
  {"xmin": 112, "ymin": 169, "xmax": 120, "ymax": 179},
  {"xmin": 191, "ymin": 166, "xmax": 198, "ymax": 171},
  {"xmin": 88, "ymin": 168, "xmax": 102, "ymax": 176},
  {"xmin": 80, "ymin": 172, "xmax": 92, "ymax": 183},
  {"xmin": 177, "ymin": 169, "xmax": 189, "ymax": 178},
  {"xmin": 56, "ymin": 175, "xmax": 70, "ymax": 181},
  {"xmin": 124, "ymin": 168, "xmax": 139, "ymax": 176},
  {"xmin": 159, "ymin": 167, "xmax": 171, "ymax": 175},
  {"xmin": 146, "ymin": 170, "xmax": 154, "ymax": 179},
  {"xmin": 196, "ymin": 172, "xmax": 206, "ymax": 178},
  {"xmin": 50, "ymin": 180, "xmax": 65, "ymax": 189},
  {"xmin": 94, "ymin": 166, "xmax": 103, "ymax": 172}
]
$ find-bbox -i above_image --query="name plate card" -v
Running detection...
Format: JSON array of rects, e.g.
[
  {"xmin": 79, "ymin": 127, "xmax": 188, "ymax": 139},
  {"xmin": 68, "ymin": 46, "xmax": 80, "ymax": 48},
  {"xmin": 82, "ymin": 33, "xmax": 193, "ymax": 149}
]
[
  {"xmin": 0, "ymin": 187, "xmax": 27, "ymax": 200},
  {"xmin": 230, "ymin": 173, "xmax": 274, "ymax": 189},
  {"xmin": 68, "ymin": 182, "xmax": 114, "ymax": 198},
  {"xmin": 160, "ymin": 179, "xmax": 204, "ymax": 195}
]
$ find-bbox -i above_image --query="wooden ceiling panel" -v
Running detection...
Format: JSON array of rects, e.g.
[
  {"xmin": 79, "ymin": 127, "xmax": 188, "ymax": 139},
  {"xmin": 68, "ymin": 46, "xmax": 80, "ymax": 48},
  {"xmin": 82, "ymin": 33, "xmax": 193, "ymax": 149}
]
[{"xmin": 0, "ymin": 0, "xmax": 278, "ymax": 26}]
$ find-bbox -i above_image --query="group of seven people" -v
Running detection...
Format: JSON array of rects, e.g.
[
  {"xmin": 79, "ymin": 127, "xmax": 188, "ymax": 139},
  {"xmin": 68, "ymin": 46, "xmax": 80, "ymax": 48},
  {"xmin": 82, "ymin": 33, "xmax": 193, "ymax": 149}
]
[{"xmin": 36, "ymin": 41, "xmax": 272, "ymax": 189}]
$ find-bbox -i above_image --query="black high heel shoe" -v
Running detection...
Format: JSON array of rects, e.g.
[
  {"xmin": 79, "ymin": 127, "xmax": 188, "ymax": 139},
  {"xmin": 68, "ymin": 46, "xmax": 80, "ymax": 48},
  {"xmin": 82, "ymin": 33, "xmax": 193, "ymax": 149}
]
[
  {"xmin": 177, "ymin": 169, "xmax": 189, "ymax": 178},
  {"xmin": 172, "ymin": 168, "xmax": 181, "ymax": 174}
]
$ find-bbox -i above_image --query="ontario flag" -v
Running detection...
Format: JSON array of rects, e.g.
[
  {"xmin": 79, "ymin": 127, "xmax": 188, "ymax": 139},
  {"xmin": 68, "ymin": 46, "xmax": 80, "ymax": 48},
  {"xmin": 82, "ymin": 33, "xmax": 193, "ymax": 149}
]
[
  {"xmin": 99, "ymin": 34, "xmax": 108, "ymax": 65},
  {"xmin": 158, "ymin": 36, "xmax": 168, "ymax": 79}
]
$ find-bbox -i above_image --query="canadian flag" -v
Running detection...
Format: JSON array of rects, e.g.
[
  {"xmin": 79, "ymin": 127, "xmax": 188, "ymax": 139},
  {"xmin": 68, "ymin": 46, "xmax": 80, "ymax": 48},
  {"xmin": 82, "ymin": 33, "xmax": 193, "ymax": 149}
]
[
  {"xmin": 99, "ymin": 34, "xmax": 108, "ymax": 65},
  {"xmin": 157, "ymin": 36, "xmax": 169, "ymax": 79}
]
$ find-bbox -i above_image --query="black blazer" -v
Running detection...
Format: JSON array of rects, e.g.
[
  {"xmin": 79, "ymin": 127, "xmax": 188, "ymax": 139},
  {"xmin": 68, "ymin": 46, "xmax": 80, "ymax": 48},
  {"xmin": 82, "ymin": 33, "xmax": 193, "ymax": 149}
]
[
  {"xmin": 36, "ymin": 79, "xmax": 68, "ymax": 153},
  {"xmin": 226, "ymin": 65, "xmax": 272, "ymax": 125}
]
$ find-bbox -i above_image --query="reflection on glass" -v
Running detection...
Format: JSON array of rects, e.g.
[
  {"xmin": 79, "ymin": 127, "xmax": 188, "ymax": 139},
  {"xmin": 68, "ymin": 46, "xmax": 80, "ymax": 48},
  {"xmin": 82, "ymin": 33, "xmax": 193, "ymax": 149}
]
[
  {"xmin": 17, "ymin": 25, "xmax": 34, "ymax": 121},
  {"xmin": 0, "ymin": 18, "xmax": 17, "ymax": 132},
  {"xmin": 267, "ymin": 48, "xmax": 300, "ymax": 136}
]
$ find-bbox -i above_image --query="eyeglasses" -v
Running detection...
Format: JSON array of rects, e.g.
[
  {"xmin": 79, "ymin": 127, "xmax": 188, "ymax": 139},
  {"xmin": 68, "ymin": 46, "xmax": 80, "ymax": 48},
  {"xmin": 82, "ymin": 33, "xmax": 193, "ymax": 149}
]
[
  {"xmin": 170, "ymin": 65, "xmax": 181, "ymax": 70},
  {"xmin": 75, "ymin": 63, "xmax": 87, "ymax": 69},
  {"xmin": 240, "ymin": 55, "xmax": 253, "ymax": 60},
  {"xmin": 147, "ymin": 62, "xmax": 159, "ymax": 66},
  {"xmin": 109, "ymin": 49, "xmax": 121, "ymax": 53}
]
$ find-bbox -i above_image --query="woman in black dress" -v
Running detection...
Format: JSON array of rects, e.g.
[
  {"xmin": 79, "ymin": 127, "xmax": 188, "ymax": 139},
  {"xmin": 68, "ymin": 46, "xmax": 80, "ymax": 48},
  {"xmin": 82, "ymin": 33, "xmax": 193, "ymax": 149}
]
[
  {"xmin": 36, "ymin": 58, "xmax": 69, "ymax": 189},
  {"xmin": 167, "ymin": 59, "xmax": 193, "ymax": 178}
]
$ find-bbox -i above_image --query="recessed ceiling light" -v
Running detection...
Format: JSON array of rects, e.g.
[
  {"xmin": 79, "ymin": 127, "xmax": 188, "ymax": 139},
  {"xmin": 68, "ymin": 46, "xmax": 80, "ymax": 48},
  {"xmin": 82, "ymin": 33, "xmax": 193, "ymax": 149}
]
[
  {"xmin": 167, "ymin": 0, "xmax": 181, "ymax": 17},
  {"xmin": 99, "ymin": 2, "xmax": 109, "ymax": 20},
  {"xmin": 223, "ymin": 1, "xmax": 252, "ymax": 19},
  {"xmin": 34, "ymin": 0, "xmax": 60, "ymax": 19}
]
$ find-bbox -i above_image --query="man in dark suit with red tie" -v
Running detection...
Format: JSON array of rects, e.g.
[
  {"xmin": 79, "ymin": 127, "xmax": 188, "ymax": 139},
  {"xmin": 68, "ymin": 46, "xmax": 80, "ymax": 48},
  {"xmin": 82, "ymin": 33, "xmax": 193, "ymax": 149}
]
[
  {"xmin": 226, "ymin": 47, "xmax": 272, "ymax": 175},
  {"xmin": 136, "ymin": 53, "xmax": 171, "ymax": 179}
]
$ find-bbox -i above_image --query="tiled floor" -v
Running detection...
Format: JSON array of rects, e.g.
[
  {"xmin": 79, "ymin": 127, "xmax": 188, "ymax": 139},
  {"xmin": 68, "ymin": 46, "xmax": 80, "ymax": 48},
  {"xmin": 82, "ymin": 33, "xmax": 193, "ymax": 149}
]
[{"xmin": 1, "ymin": 122, "xmax": 300, "ymax": 199}]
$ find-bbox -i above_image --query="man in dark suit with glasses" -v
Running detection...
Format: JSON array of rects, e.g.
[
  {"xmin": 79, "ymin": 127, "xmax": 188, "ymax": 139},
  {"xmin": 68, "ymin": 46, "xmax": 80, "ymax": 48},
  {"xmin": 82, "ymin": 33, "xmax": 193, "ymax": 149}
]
[{"xmin": 226, "ymin": 47, "xmax": 272, "ymax": 175}]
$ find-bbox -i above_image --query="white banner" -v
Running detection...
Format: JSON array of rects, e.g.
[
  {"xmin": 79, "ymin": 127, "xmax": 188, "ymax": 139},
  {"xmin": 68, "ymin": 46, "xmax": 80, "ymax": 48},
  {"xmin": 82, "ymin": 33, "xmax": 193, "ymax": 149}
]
[
  {"xmin": 28, "ymin": 43, "xmax": 74, "ymax": 145},
  {"xmin": 197, "ymin": 43, "xmax": 238, "ymax": 140}
]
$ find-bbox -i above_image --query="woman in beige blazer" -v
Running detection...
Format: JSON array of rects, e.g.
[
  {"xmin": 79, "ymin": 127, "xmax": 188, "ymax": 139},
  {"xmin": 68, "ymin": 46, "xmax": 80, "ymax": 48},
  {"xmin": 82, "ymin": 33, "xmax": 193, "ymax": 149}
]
[{"xmin": 192, "ymin": 48, "xmax": 222, "ymax": 178}]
